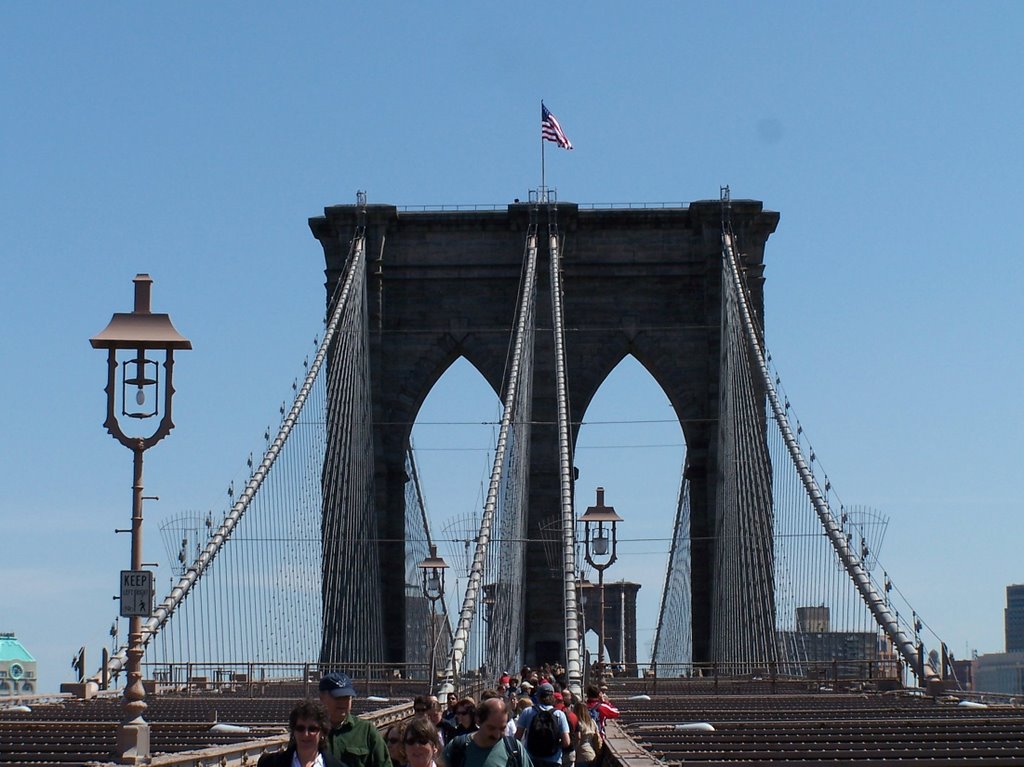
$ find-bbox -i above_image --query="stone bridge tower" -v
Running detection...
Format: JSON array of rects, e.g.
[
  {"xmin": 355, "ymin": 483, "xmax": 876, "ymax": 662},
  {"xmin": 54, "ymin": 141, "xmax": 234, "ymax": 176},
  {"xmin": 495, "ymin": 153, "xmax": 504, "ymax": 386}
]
[{"xmin": 310, "ymin": 199, "xmax": 779, "ymax": 667}]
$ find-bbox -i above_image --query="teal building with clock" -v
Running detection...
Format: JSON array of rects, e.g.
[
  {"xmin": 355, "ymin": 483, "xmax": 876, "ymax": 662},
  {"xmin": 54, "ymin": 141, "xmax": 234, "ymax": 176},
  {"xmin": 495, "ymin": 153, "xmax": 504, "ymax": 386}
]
[{"xmin": 0, "ymin": 632, "xmax": 36, "ymax": 696}]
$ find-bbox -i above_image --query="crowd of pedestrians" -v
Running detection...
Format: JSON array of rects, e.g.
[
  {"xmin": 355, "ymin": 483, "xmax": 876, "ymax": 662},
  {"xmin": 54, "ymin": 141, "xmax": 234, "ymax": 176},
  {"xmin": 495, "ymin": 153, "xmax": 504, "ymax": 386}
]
[{"xmin": 261, "ymin": 666, "xmax": 619, "ymax": 767}]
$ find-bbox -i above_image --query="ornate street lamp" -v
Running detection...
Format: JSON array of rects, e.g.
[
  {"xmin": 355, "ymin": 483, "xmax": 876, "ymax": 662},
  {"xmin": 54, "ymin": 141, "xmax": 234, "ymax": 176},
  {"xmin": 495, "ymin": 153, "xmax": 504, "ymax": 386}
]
[
  {"xmin": 579, "ymin": 487, "xmax": 623, "ymax": 671},
  {"xmin": 417, "ymin": 544, "xmax": 448, "ymax": 689},
  {"xmin": 91, "ymin": 274, "xmax": 191, "ymax": 764}
]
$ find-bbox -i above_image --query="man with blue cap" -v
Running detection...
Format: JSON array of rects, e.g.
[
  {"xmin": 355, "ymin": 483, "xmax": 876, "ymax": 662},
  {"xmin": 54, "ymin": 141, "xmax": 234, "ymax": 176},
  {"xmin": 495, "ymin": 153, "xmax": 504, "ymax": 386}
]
[{"xmin": 319, "ymin": 671, "xmax": 392, "ymax": 767}]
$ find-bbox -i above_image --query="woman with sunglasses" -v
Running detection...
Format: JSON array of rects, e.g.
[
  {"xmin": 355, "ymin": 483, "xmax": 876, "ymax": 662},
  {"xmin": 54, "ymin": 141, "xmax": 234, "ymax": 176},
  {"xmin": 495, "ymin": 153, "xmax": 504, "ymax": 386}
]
[
  {"xmin": 384, "ymin": 721, "xmax": 407, "ymax": 767},
  {"xmin": 402, "ymin": 717, "xmax": 442, "ymax": 767},
  {"xmin": 258, "ymin": 700, "xmax": 346, "ymax": 767},
  {"xmin": 452, "ymin": 697, "xmax": 478, "ymax": 735}
]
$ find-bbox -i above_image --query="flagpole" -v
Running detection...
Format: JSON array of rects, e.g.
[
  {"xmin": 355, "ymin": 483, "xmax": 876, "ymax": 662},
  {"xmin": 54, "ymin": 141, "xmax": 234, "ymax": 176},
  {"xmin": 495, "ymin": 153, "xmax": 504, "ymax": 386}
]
[{"xmin": 541, "ymin": 100, "xmax": 546, "ymax": 202}]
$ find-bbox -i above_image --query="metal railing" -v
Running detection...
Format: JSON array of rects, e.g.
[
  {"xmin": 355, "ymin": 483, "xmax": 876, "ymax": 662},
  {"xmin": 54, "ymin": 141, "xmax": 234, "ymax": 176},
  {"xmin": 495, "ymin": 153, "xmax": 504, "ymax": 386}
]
[
  {"xmin": 397, "ymin": 204, "xmax": 506, "ymax": 212},
  {"xmin": 139, "ymin": 661, "xmax": 489, "ymax": 698},
  {"xmin": 393, "ymin": 202, "xmax": 692, "ymax": 213},
  {"xmin": 591, "ymin": 658, "xmax": 907, "ymax": 691}
]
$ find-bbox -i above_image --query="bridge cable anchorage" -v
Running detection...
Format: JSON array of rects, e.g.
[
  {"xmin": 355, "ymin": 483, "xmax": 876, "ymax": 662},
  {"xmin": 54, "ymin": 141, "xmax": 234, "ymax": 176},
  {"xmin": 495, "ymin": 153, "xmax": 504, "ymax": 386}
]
[
  {"xmin": 95, "ymin": 226, "xmax": 368, "ymax": 683},
  {"xmin": 720, "ymin": 226, "xmax": 938, "ymax": 683},
  {"xmin": 439, "ymin": 220, "xmax": 539, "ymax": 694},
  {"xmin": 547, "ymin": 213, "xmax": 583, "ymax": 694}
]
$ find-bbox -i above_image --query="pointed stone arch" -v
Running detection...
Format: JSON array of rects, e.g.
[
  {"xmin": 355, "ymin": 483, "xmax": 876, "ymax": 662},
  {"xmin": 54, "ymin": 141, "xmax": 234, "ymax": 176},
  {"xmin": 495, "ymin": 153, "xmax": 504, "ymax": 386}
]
[{"xmin": 312, "ymin": 199, "xmax": 779, "ymax": 665}]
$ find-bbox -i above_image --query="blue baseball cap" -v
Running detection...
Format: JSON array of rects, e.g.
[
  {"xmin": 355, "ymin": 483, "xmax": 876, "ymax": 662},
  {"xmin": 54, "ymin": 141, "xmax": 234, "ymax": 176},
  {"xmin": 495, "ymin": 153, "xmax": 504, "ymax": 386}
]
[{"xmin": 319, "ymin": 671, "xmax": 357, "ymax": 698}]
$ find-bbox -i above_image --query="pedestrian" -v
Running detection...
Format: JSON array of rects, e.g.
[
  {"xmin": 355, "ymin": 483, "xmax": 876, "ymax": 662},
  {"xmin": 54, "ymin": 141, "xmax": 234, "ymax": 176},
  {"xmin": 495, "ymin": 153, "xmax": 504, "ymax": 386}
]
[
  {"xmin": 444, "ymin": 698, "xmax": 531, "ymax": 767},
  {"xmin": 384, "ymin": 722, "xmax": 407, "ymax": 767},
  {"xmin": 453, "ymin": 696, "xmax": 478, "ymax": 735},
  {"xmin": 583, "ymin": 684, "xmax": 619, "ymax": 736},
  {"xmin": 403, "ymin": 718, "xmax": 442, "ymax": 767},
  {"xmin": 442, "ymin": 692, "xmax": 459, "ymax": 724},
  {"xmin": 571, "ymin": 700, "xmax": 601, "ymax": 767},
  {"xmin": 515, "ymin": 683, "xmax": 570, "ymax": 767},
  {"xmin": 515, "ymin": 697, "xmax": 533, "ymax": 717},
  {"xmin": 258, "ymin": 700, "xmax": 347, "ymax": 767},
  {"xmin": 481, "ymin": 688, "xmax": 516, "ymax": 738},
  {"xmin": 319, "ymin": 671, "xmax": 392, "ymax": 767},
  {"xmin": 415, "ymin": 694, "xmax": 455, "ymax": 745},
  {"xmin": 553, "ymin": 691, "xmax": 577, "ymax": 767},
  {"xmin": 506, "ymin": 678, "xmax": 521, "ymax": 702}
]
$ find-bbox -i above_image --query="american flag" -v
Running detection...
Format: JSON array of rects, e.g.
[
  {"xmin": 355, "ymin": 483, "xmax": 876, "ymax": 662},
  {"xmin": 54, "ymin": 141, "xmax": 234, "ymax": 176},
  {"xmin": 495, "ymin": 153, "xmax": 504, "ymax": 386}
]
[{"xmin": 542, "ymin": 102, "xmax": 573, "ymax": 150}]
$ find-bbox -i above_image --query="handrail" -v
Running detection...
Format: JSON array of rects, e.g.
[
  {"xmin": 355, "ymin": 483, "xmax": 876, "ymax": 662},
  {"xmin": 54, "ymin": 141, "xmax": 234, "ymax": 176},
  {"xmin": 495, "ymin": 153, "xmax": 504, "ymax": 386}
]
[{"xmin": 106, "ymin": 702, "xmax": 412, "ymax": 767}]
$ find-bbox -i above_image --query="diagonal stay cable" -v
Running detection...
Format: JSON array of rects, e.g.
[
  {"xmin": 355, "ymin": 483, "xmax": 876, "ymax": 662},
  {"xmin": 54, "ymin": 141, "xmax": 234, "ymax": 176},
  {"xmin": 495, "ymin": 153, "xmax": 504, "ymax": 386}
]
[
  {"xmin": 94, "ymin": 230, "xmax": 365, "ymax": 683},
  {"xmin": 547, "ymin": 218, "xmax": 583, "ymax": 693},
  {"xmin": 721, "ymin": 226, "xmax": 931, "ymax": 681}
]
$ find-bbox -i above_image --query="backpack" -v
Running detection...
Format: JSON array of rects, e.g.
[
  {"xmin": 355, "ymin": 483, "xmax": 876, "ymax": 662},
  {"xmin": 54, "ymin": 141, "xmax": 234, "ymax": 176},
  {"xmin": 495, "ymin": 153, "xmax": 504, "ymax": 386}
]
[
  {"xmin": 448, "ymin": 733, "xmax": 521, "ymax": 767},
  {"xmin": 525, "ymin": 706, "xmax": 562, "ymax": 758}
]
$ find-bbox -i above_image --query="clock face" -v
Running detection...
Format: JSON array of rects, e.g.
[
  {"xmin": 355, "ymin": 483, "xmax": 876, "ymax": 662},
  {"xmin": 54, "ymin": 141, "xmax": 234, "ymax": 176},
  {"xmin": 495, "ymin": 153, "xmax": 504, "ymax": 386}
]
[{"xmin": 9, "ymin": 663, "xmax": 24, "ymax": 680}]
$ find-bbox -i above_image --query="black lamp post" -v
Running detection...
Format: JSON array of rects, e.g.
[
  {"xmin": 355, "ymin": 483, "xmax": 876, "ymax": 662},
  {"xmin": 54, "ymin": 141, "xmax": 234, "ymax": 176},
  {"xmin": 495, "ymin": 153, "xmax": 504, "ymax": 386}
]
[
  {"xmin": 579, "ymin": 487, "xmax": 623, "ymax": 670},
  {"xmin": 417, "ymin": 544, "xmax": 449, "ymax": 688},
  {"xmin": 91, "ymin": 274, "xmax": 191, "ymax": 764}
]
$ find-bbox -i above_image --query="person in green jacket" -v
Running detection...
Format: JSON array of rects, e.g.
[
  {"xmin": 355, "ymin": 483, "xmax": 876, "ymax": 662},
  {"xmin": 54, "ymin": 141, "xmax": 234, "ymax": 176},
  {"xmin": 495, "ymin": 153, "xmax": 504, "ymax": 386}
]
[{"xmin": 319, "ymin": 671, "xmax": 392, "ymax": 767}]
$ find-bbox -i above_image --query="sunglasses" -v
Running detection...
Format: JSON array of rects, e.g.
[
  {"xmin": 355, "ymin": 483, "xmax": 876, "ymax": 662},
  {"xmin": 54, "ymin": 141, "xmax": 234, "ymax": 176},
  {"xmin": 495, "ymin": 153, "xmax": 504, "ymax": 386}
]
[{"xmin": 293, "ymin": 725, "xmax": 321, "ymax": 735}]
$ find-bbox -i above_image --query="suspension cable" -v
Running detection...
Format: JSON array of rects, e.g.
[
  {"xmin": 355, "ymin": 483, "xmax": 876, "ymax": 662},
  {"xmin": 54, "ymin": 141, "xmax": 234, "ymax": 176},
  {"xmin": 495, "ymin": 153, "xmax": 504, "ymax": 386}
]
[
  {"xmin": 721, "ymin": 225, "xmax": 930, "ymax": 682},
  {"xmin": 94, "ymin": 228, "xmax": 366, "ymax": 683},
  {"xmin": 547, "ymin": 212, "xmax": 582, "ymax": 693}
]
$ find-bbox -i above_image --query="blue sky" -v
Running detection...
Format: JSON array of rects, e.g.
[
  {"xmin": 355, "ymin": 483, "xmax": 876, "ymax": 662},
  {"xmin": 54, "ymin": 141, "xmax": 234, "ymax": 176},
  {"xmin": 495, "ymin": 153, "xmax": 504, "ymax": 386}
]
[{"xmin": 2, "ymin": 3, "xmax": 1022, "ymax": 694}]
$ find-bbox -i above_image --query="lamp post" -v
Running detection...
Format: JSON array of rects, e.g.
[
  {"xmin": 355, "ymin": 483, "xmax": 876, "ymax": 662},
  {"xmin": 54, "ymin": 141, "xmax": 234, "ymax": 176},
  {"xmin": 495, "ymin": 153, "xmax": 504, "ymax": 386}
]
[
  {"xmin": 579, "ymin": 487, "xmax": 623, "ymax": 672},
  {"xmin": 417, "ymin": 544, "xmax": 448, "ymax": 689},
  {"xmin": 91, "ymin": 274, "xmax": 191, "ymax": 764},
  {"xmin": 576, "ymin": 575, "xmax": 593, "ymax": 683}
]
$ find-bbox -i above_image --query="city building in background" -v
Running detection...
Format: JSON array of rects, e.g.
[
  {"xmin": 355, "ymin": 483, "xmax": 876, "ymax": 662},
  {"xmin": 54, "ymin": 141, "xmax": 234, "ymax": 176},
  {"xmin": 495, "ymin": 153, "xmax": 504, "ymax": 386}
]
[
  {"xmin": 0, "ymin": 632, "xmax": 37, "ymax": 697},
  {"xmin": 973, "ymin": 652, "xmax": 1024, "ymax": 695},
  {"xmin": 1005, "ymin": 584, "xmax": 1024, "ymax": 653},
  {"xmin": 969, "ymin": 585, "xmax": 1024, "ymax": 695},
  {"xmin": 777, "ymin": 607, "xmax": 893, "ymax": 679}
]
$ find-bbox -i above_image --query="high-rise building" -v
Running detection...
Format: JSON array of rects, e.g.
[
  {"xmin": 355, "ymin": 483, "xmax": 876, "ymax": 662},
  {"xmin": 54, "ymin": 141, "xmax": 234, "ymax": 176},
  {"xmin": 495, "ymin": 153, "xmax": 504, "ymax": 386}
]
[{"xmin": 1005, "ymin": 584, "xmax": 1024, "ymax": 653}]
